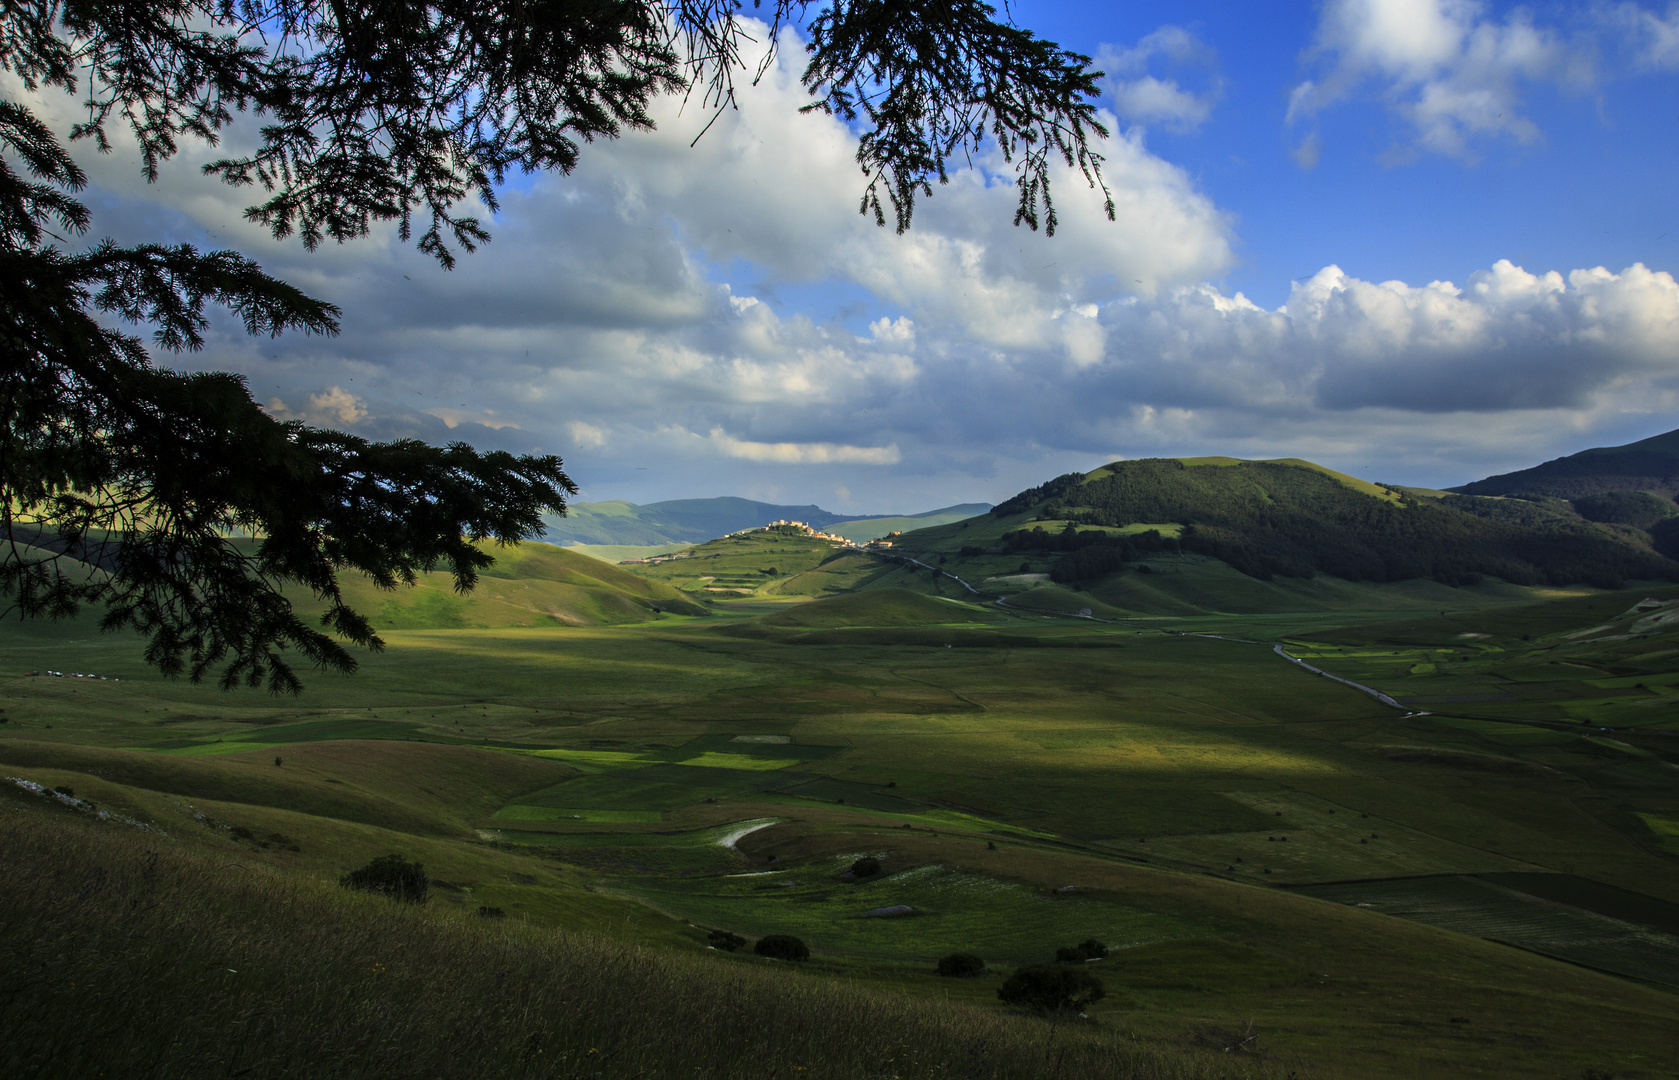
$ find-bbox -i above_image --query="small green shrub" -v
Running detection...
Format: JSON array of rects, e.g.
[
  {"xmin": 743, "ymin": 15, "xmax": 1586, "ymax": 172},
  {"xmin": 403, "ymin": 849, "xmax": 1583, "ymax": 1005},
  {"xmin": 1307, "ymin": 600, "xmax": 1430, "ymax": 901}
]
[
  {"xmin": 936, "ymin": 953, "xmax": 986, "ymax": 978},
  {"xmin": 754, "ymin": 934, "xmax": 809, "ymax": 961},
  {"xmin": 339, "ymin": 853, "xmax": 429, "ymax": 903},
  {"xmin": 848, "ymin": 856, "xmax": 881, "ymax": 878},
  {"xmin": 998, "ymin": 964, "xmax": 1105, "ymax": 1014},
  {"xmin": 1055, "ymin": 938, "xmax": 1108, "ymax": 963},
  {"xmin": 708, "ymin": 929, "xmax": 746, "ymax": 952},
  {"xmin": 477, "ymin": 906, "xmax": 505, "ymax": 918}
]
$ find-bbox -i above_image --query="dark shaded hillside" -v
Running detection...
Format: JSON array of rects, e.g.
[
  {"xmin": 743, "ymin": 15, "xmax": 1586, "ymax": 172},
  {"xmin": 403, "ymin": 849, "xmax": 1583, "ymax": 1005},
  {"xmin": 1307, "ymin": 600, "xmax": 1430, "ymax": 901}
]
[
  {"xmin": 1455, "ymin": 428, "xmax": 1679, "ymax": 500},
  {"xmin": 998, "ymin": 459, "xmax": 1678, "ymax": 588},
  {"xmin": 540, "ymin": 498, "xmax": 989, "ymax": 547}
]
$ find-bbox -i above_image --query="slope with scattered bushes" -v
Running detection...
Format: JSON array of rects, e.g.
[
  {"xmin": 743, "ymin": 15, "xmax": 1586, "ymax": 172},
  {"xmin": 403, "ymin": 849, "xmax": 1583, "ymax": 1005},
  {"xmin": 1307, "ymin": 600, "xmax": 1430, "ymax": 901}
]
[{"xmin": 0, "ymin": 809, "xmax": 1287, "ymax": 1080}]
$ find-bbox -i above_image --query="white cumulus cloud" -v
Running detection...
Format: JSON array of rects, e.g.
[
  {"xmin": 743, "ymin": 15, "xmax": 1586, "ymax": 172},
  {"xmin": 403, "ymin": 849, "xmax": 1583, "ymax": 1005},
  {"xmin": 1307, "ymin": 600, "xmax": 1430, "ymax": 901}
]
[
  {"xmin": 1090, "ymin": 260, "xmax": 1679, "ymax": 414},
  {"xmin": 1096, "ymin": 27, "xmax": 1223, "ymax": 132},
  {"xmin": 1606, "ymin": 1, "xmax": 1679, "ymax": 69},
  {"xmin": 307, "ymin": 387, "xmax": 368, "ymax": 426},
  {"xmin": 1289, "ymin": 0, "xmax": 1593, "ymax": 159}
]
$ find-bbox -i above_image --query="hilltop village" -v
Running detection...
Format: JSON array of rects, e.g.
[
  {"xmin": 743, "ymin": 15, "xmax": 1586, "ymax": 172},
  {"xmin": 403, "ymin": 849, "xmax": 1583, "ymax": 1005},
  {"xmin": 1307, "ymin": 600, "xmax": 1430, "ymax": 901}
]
[{"xmin": 623, "ymin": 519, "xmax": 902, "ymax": 565}]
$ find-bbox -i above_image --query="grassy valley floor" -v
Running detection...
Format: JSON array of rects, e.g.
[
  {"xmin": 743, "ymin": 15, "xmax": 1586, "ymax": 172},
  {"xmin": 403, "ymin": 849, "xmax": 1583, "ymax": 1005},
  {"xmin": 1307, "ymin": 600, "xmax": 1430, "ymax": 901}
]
[{"xmin": 4, "ymin": 581, "xmax": 1679, "ymax": 1078}]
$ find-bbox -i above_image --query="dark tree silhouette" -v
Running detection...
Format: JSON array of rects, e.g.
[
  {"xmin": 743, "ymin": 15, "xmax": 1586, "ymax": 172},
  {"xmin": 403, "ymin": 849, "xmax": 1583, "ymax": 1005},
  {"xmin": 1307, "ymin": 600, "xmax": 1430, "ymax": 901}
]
[
  {"xmin": 707, "ymin": 929, "xmax": 747, "ymax": 952},
  {"xmin": 753, "ymin": 934, "xmax": 810, "ymax": 961},
  {"xmin": 997, "ymin": 964, "xmax": 1104, "ymax": 1014},
  {"xmin": 1054, "ymin": 938, "xmax": 1108, "ymax": 963},
  {"xmin": 339, "ymin": 853, "xmax": 429, "ymax": 903},
  {"xmin": 936, "ymin": 952, "xmax": 986, "ymax": 977},
  {"xmin": 2, "ymin": 2, "xmax": 1110, "ymax": 690}
]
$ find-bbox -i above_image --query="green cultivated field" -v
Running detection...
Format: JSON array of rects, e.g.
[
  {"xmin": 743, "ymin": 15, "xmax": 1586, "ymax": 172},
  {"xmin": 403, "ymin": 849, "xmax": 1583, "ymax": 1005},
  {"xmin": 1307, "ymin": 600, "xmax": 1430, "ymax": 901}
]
[
  {"xmin": 6, "ymin": 571, "xmax": 1679, "ymax": 1078},
  {"xmin": 607, "ymin": 860, "xmax": 1215, "ymax": 964}
]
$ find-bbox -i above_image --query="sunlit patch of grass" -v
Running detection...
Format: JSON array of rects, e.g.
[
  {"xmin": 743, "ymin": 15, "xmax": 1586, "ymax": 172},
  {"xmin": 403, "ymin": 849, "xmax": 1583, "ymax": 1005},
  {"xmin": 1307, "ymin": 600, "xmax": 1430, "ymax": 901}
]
[
  {"xmin": 679, "ymin": 752, "xmax": 802, "ymax": 771},
  {"xmin": 1637, "ymin": 813, "xmax": 1679, "ymax": 857},
  {"xmin": 918, "ymin": 809, "xmax": 1060, "ymax": 840},
  {"xmin": 509, "ymin": 748, "xmax": 652, "ymax": 768}
]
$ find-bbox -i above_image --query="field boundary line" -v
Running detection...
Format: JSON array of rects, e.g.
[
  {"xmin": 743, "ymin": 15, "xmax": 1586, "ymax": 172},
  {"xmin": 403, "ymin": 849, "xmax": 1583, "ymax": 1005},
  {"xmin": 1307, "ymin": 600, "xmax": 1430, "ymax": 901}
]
[{"xmin": 1272, "ymin": 644, "xmax": 1408, "ymax": 710}]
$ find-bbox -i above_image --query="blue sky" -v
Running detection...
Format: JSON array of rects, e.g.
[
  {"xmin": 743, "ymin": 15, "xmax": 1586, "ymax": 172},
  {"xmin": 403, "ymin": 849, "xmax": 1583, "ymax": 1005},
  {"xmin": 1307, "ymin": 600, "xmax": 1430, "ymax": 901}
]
[
  {"xmin": 37, "ymin": 0, "xmax": 1679, "ymax": 513},
  {"xmin": 1022, "ymin": 0, "xmax": 1676, "ymax": 306}
]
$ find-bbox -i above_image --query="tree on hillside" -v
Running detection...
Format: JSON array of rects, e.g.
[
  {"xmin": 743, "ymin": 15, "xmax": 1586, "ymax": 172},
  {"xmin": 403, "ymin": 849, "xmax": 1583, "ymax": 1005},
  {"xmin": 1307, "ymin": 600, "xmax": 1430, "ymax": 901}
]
[
  {"xmin": 997, "ymin": 963, "xmax": 1104, "ymax": 1015},
  {"xmin": 340, "ymin": 852, "xmax": 429, "ymax": 902},
  {"xmin": 2, "ymin": 2, "xmax": 1112, "ymax": 691}
]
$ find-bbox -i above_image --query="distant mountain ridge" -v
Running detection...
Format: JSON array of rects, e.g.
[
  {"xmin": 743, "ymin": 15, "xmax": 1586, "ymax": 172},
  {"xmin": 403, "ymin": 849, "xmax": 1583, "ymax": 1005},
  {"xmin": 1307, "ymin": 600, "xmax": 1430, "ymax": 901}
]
[
  {"xmin": 1454, "ymin": 428, "xmax": 1679, "ymax": 501},
  {"xmin": 912, "ymin": 456, "xmax": 1679, "ymax": 591},
  {"xmin": 541, "ymin": 497, "xmax": 990, "ymax": 548}
]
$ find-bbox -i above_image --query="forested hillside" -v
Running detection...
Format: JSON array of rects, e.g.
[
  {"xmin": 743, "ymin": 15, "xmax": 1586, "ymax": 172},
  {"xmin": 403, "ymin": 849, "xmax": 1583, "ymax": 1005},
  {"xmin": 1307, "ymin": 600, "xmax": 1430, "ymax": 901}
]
[
  {"xmin": 995, "ymin": 459, "xmax": 1679, "ymax": 588},
  {"xmin": 1455, "ymin": 427, "xmax": 1679, "ymax": 500}
]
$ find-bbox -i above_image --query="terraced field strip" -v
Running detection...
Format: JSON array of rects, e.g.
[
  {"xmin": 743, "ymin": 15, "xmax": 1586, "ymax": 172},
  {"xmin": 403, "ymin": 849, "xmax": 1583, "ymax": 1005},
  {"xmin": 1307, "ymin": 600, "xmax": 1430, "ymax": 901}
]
[
  {"xmin": 1292, "ymin": 874, "xmax": 1679, "ymax": 987},
  {"xmin": 510, "ymin": 748, "xmax": 653, "ymax": 769},
  {"xmin": 680, "ymin": 752, "xmax": 803, "ymax": 771},
  {"xmin": 1130, "ymin": 790, "xmax": 1535, "ymax": 883}
]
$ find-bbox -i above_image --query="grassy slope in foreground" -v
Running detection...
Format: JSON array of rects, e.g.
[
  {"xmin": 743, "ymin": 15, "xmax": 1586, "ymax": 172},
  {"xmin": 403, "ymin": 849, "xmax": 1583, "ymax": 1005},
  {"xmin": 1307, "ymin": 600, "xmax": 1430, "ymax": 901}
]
[{"xmin": 4, "ymin": 811, "xmax": 1280, "ymax": 1080}]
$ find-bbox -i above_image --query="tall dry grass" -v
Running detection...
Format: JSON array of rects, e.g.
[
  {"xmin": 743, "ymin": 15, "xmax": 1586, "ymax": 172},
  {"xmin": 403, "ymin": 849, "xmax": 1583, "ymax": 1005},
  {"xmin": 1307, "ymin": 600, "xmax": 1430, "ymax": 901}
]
[{"xmin": 0, "ymin": 811, "xmax": 1293, "ymax": 1079}]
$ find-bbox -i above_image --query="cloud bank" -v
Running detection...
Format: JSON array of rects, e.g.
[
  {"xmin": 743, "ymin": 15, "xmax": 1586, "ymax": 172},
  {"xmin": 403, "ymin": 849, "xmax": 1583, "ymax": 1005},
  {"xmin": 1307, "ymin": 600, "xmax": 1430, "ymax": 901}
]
[{"xmin": 30, "ymin": 20, "xmax": 1679, "ymax": 507}]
